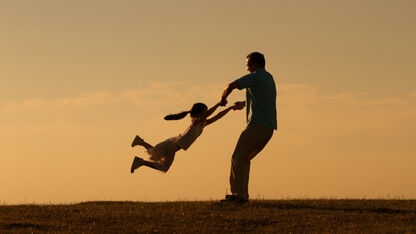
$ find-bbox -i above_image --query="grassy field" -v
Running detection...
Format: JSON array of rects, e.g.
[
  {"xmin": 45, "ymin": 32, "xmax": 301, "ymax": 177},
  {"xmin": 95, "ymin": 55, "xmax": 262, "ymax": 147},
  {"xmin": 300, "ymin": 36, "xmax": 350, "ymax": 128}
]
[{"xmin": 0, "ymin": 199, "xmax": 415, "ymax": 233}]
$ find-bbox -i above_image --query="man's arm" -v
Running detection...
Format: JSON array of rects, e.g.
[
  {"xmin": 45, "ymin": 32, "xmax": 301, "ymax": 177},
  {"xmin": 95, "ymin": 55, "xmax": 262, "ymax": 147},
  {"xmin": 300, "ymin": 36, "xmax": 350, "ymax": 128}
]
[{"xmin": 220, "ymin": 81, "xmax": 240, "ymax": 106}]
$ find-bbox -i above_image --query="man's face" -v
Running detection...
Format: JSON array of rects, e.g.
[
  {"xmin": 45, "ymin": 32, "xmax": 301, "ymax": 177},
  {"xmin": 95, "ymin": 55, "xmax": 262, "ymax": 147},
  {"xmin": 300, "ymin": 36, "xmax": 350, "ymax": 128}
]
[{"xmin": 246, "ymin": 58, "xmax": 256, "ymax": 73}]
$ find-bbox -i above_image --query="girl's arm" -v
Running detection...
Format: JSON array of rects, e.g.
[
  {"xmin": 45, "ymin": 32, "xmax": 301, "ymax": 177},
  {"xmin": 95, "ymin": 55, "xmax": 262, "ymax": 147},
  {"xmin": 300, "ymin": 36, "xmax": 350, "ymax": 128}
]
[
  {"xmin": 205, "ymin": 102, "xmax": 221, "ymax": 118},
  {"xmin": 205, "ymin": 107, "xmax": 233, "ymax": 126},
  {"xmin": 205, "ymin": 102, "xmax": 244, "ymax": 126}
]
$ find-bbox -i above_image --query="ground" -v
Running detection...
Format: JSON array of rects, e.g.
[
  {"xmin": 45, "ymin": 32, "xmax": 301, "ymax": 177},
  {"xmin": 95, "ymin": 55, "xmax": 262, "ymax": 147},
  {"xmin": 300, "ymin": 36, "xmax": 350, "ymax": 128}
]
[{"xmin": 1, "ymin": 199, "xmax": 415, "ymax": 233}]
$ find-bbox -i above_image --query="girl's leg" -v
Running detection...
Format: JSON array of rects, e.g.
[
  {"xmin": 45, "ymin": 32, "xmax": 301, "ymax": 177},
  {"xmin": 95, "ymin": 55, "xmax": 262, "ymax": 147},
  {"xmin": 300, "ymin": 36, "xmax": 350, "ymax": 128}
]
[
  {"xmin": 143, "ymin": 148, "xmax": 178, "ymax": 172},
  {"xmin": 131, "ymin": 135, "xmax": 154, "ymax": 150},
  {"xmin": 141, "ymin": 141, "xmax": 153, "ymax": 151},
  {"xmin": 131, "ymin": 141, "xmax": 180, "ymax": 173},
  {"xmin": 131, "ymin": 147, "xmax": 179, "ymax": 173},
  {"xmin": 131, "ymin": 156, "xmax": 167, "ymax": 173},
  {"xmin": 142, "ymin": 160, "xmax": 170, "ymax": 172}
]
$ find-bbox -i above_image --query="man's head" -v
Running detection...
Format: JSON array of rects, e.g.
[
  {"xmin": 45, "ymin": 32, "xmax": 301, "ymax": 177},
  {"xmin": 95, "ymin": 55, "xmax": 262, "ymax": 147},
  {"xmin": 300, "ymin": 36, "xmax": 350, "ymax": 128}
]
[{"xmin": 246, "ymin": 52, "xmax": 265, "ymax": 73}]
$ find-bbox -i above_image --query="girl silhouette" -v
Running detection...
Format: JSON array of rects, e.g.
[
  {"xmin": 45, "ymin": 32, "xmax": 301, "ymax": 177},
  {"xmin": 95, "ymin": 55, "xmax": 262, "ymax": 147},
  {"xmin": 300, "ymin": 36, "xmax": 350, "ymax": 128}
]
[{"xmin": 130, "ymin": 101, "xmax": 245, "ymax": 173}]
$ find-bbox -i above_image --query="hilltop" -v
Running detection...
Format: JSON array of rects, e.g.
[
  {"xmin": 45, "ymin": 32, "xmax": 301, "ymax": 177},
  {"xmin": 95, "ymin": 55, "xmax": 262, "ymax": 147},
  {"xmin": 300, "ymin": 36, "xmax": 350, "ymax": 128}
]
[{"xmin": 1, "ymin": 199, "xmax": 415, "ymax": 233}]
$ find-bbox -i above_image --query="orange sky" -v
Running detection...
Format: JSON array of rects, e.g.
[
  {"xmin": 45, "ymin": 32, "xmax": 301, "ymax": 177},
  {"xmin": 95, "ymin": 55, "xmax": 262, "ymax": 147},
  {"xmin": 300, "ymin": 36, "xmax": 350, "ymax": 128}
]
[{"xmin": 1, "ymin": 1, "xmax": 415, "ymax": 203}]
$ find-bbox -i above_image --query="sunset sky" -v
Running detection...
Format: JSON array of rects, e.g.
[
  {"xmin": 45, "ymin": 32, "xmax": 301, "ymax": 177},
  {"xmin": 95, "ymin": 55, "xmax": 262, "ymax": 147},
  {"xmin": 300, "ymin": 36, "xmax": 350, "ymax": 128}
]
[{"xmin": 1, "ymin": 0, "xmax": 415, "ymax": 203}]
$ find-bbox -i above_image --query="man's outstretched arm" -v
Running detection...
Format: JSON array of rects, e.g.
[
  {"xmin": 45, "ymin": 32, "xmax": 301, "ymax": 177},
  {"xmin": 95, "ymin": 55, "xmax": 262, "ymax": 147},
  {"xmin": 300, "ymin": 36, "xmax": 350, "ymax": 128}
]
[{"xmin": 220, "ymin": 81, "xmax": 240, "ymax": 106}]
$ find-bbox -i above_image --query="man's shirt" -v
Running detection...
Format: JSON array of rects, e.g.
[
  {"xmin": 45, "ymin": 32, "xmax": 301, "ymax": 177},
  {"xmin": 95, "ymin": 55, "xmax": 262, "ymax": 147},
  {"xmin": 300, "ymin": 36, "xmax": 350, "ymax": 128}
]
[{"xmin": 235, "ymin": 68, "xmax": 277, "ymax": 130}]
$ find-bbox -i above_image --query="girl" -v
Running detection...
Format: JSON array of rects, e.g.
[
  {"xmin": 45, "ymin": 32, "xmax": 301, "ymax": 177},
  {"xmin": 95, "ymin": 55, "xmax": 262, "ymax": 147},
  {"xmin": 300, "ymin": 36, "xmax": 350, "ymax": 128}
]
[{"xmin": 130, "ymin": 101, "xmax": 245, "ymax": 173}]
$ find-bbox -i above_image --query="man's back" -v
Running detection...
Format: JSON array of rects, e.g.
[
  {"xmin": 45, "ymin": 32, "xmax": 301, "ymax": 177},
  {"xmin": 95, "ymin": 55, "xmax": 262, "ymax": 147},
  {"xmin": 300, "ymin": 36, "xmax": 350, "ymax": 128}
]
[{"xmin": 236, "ymin": 68, "xmax": 277, "ymax": 130}]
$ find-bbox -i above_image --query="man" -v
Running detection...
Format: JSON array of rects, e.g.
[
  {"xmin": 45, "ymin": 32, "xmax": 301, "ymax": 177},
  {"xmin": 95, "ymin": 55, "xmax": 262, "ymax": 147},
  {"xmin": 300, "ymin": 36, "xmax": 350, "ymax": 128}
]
[{"xmin": 220, "ymin": 52, "xmax": 277, "ymax": 203}]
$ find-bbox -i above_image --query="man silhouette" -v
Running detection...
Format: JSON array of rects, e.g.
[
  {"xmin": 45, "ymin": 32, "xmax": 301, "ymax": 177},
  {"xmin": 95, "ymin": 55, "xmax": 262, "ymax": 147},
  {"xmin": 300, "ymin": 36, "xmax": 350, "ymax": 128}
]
[{"xmin": 220, "ymin": 52, "xmax": 277, "ymax": 203}]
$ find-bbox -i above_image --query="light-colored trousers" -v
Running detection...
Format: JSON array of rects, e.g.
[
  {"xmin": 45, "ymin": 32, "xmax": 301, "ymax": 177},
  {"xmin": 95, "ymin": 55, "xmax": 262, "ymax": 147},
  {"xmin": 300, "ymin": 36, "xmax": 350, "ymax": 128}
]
[{"xmin": 230, "ymin": 123, "xmax": 273, "ymax": 200}]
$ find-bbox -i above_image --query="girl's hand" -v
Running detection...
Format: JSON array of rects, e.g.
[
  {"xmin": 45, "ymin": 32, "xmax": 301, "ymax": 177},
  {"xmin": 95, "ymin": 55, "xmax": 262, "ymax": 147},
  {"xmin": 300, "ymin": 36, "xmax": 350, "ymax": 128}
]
[{"xmin": 232, "ymin": 101, "xmax": 245, "ymax": 110}]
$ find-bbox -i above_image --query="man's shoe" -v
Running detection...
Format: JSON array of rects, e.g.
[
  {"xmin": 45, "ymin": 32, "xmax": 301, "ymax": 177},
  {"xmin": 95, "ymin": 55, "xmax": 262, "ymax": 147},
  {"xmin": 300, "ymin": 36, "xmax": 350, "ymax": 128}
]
[
  {"xmin": 234, "ymin": 197, "xmax": 248, "ymax": 204},
  {"xmin": 220, "ymin": 195, "xmax": 234, "ymax": 202},
  {"xmin": 225, "ymin": 195, "xmax": 236, "ymax": 201},
  {"xmin": 221, "ymin": 195, "xmax": 248, "ymax": 204},
  {"xmin": 130, "ymin": 156, "xmax": 144, "ymax": 173}
]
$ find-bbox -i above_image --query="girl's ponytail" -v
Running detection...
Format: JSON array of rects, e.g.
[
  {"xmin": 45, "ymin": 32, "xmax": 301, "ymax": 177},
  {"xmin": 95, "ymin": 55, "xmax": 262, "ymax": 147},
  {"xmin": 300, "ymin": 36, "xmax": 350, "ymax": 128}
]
[{"xmin": 164, "ymin": 111, "xmax": 190, "ymax": 120}]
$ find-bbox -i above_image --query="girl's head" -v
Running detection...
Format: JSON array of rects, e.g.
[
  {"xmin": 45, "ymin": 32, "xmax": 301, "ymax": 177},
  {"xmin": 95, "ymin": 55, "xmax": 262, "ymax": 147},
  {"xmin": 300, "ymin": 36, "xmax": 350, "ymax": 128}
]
[
  {"xmin": 164, "ymin": 103, "xmax": 208, "ymax": 120},
  {"xmin": 189, "ymin": 103, "xmax": 208, "ymax": 118}
]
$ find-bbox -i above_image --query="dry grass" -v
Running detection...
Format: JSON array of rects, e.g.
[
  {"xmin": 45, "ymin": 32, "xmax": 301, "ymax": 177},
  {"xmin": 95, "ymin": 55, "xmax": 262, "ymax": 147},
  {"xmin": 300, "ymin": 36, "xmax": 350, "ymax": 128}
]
[{"xmin": 0, "ymin": 199, "xmax": 415, "ymax": 233}]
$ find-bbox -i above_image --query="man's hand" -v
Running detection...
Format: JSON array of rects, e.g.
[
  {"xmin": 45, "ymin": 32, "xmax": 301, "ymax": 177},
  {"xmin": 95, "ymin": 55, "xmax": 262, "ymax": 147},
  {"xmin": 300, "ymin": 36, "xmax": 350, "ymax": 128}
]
[
  {"xmin": 219, "ymin": 98, "xmax": 228, "ymax": 106},
  {"xmin": 220, "ymin": 81, "xmax": 240, "ymax": 107}
]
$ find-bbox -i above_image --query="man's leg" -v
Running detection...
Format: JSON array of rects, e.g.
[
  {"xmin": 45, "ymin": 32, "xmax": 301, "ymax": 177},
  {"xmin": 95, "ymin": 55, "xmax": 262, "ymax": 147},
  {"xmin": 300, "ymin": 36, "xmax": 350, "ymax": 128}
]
[{"xmin": 229, "ymin": 124, "xmax": 273, "ymax": 200}]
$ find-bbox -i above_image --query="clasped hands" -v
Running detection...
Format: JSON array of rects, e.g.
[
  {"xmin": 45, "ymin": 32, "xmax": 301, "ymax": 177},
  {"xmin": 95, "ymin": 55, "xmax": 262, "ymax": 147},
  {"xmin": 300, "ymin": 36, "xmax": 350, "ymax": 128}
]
[{"xmin": 219, "ymin": 98, "xmax": 245, "ymax": 111}]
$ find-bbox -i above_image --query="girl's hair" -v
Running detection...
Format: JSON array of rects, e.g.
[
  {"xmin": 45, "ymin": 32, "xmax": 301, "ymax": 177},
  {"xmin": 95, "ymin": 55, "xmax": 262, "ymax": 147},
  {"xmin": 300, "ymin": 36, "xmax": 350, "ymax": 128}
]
[{"xmin": 164, "ymin": 103, "xmax": 207, "ymax": 120}]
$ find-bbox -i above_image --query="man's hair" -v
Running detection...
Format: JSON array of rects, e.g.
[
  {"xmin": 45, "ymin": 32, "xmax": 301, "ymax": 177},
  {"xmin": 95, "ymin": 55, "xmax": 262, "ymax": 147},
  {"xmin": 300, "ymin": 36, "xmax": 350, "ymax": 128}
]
[{"xmin": 246, "ymin": 52, "xmax": 265, "ymax": 67}]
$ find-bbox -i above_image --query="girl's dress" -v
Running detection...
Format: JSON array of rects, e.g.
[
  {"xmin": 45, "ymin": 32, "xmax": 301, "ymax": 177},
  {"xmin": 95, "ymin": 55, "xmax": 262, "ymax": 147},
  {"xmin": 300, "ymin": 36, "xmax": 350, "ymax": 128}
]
[{"xmin": 146, "ymin": 119, "xmax": 206, "ymax": 170}]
